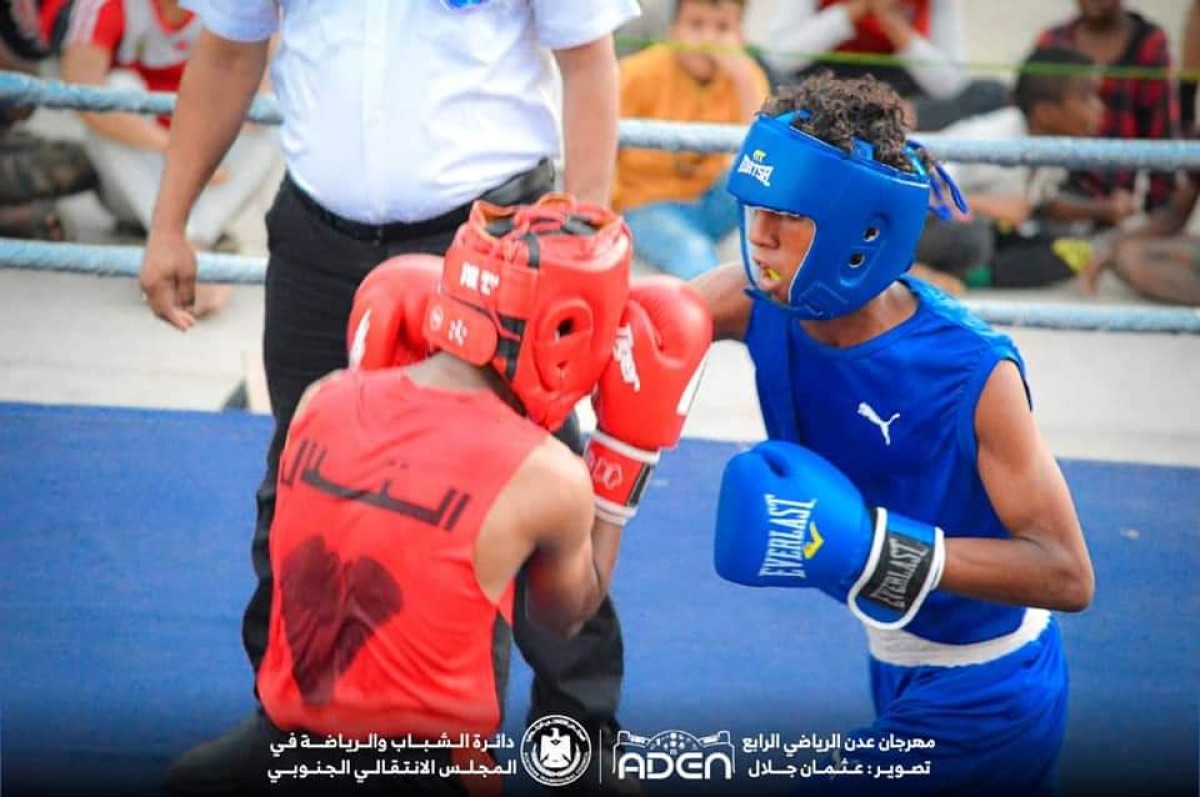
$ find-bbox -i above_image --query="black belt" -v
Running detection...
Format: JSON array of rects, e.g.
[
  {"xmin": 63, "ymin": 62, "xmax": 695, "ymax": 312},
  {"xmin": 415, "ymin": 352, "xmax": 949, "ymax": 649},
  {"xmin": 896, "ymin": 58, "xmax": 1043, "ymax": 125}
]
[{"xmin": 286, "ymin": 158, "xmax": 556, "ymax": 244}]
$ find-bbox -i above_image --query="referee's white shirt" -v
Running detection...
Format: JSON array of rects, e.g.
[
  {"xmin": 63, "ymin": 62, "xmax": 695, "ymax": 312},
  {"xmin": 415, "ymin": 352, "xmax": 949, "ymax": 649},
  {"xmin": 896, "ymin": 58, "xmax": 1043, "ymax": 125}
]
[{"xmin": 181, "ymin": 0, "xmax": 640, "ymax": 224}]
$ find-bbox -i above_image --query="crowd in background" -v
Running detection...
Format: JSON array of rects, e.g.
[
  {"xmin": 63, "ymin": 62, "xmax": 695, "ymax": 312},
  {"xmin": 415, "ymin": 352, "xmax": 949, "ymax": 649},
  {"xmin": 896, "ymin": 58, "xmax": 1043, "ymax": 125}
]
[
  {"xmin": 1, "ymin": 0, "xmax": 1198, "ymax": 307},
  {"xmin": 614, "ymin": 0, "xmax": 1200, "ymax": 306}
]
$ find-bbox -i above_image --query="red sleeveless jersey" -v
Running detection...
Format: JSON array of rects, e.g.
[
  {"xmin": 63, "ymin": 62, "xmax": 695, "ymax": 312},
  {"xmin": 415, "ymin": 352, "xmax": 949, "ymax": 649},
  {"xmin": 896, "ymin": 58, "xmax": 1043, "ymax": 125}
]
[
  {"xmin": 257, "ymin": 369, "xmax": 548, "ymax": 740},
  {"xmin": 818, "ymin": 0, "xmax": 931, "ymax": 55}
]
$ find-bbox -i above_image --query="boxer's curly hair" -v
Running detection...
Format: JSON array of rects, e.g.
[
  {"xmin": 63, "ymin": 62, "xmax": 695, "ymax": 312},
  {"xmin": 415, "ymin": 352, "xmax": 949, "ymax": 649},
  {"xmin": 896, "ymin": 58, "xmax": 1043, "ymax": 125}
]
[{"xmin": 761, "ymin": 72, "xmax": 933, "ymax": 174}]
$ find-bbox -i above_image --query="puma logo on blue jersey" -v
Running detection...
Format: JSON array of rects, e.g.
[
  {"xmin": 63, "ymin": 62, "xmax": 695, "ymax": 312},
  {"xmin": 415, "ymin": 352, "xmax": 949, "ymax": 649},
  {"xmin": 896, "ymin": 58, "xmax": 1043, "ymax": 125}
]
[{"xmin": 857, "ymin": 402, "xmax": 900, "ymax": 446}]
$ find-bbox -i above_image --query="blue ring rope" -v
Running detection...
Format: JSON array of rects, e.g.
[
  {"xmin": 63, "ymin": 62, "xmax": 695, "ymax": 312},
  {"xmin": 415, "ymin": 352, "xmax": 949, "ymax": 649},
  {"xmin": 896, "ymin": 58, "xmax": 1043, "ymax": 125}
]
[
  {"xmin": 3, "ymin": 72, "xmax": 1200, "ymax": 168},
  {"xmin": 4, "ymin": 238, "xmax": 1197, "ymax": 334}
]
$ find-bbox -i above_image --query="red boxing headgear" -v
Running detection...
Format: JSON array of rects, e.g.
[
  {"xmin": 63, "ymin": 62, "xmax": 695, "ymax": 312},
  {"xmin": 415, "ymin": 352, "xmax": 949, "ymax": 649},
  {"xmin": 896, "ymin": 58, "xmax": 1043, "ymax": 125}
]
[{"xmin": 423, "ymin": 193, "xmax": 632, "ymax": 430}]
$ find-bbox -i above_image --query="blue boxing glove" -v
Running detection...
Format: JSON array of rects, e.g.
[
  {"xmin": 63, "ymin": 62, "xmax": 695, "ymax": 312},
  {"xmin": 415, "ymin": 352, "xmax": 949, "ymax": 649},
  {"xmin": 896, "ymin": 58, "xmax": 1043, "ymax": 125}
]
[{"xmin": 713, "ymin": 441, "xmax": 945, "ymax": 630}]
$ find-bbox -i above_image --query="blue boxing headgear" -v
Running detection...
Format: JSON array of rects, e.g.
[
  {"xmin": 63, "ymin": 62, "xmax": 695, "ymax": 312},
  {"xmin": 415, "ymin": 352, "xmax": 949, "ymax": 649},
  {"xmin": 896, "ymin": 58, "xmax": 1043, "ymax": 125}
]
[{"xmin": 726, "ymin": 110, "xmax": 965, "ymax": 319}]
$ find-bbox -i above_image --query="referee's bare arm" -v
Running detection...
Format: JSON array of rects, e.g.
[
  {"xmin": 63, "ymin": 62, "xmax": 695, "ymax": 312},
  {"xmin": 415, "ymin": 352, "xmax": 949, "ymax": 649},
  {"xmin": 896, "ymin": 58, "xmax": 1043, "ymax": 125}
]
[
  {"xmin": 153, "ymin": 29, "xmax": 267, "ymax": 233},
  {"xmin": 141, "ymin": 30, "xmax": 268, "ymax": 330},
  {"xmin": 555, "ymin": 33, "xmax": 621, "ymax": 207}
]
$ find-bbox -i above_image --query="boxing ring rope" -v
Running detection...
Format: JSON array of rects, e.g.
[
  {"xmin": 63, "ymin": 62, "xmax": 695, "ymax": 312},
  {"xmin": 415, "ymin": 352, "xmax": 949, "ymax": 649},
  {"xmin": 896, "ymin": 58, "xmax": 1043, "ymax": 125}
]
[
  {"xmin": 2, "ymin": 71, "xmax": 1199, "ymax": 334},
  {"xmin": 0, "ymin": 238, "xmax": 268, "ymax": 284},
  {"xmin": 619, "ymin": 119, "xmax": 1200, "ymax": 168},
  {"xmin": 3, "ymin": 73, "xmax": 1198, "ymax": 168}
]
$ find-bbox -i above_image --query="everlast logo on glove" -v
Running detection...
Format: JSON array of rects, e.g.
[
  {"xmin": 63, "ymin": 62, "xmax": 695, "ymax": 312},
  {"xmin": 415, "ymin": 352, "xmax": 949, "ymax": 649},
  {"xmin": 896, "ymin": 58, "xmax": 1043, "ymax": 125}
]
[
  {"xmin": 713, "ymin": 442, "xmax": 945, "ymax": 632},
  {"xmin": 847, "ymin": 508, "xmax": 947, "ymax": 629},
  {"xmin": 756, "ymin": 495, "xmax": 819, "ymax": 580},
  {"xmin": 860, "ymin": 533, "xmax": 935, "ymax": 612}
]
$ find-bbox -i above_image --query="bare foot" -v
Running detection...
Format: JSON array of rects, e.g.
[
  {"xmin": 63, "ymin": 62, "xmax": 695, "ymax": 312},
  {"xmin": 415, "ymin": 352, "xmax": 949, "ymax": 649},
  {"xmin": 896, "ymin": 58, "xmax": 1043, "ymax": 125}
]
[{"xmin": 193, "ymin": 284, "xmax": 233, "ymax": 320}]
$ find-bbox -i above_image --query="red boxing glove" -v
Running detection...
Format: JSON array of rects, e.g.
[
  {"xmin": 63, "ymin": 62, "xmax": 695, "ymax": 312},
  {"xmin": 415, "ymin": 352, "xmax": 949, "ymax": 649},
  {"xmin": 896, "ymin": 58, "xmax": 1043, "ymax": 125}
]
[
  {"xmin": 585, "ymin": 276, "xmax": 713, "ymax": 525},
  {"xmin": 347, "ymin": 254, "xmax": 442, "ymax": 370}
]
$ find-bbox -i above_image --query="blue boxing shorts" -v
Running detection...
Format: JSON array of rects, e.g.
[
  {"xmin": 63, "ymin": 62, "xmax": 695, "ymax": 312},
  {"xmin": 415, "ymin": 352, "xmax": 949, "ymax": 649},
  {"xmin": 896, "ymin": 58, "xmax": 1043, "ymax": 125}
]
[{"xmin": 803, "ymin": 610, "xmax": 1068, "ymax": 797}]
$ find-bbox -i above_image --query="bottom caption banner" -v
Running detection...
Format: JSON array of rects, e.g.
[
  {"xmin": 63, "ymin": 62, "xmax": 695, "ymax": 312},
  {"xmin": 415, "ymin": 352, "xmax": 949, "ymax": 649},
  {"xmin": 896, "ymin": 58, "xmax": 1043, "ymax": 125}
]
[{"xmin": 263, "ymin": 719, "xmax": 936, "ymax": 789}]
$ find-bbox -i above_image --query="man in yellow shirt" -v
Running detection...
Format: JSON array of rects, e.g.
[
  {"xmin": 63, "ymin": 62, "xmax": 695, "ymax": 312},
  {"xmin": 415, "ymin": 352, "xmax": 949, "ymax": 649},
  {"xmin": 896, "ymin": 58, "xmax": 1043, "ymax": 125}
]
[{"xmin": 615, "ymin": 0, "xmax": 770, "ymax": 279}]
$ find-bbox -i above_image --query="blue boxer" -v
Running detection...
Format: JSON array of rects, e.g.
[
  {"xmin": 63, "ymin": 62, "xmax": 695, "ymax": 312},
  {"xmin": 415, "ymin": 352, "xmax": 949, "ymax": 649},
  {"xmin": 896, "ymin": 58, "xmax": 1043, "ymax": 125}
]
[{"xmin": 700, "ymin": 74, "xmax": 1094, "ymax": 795}]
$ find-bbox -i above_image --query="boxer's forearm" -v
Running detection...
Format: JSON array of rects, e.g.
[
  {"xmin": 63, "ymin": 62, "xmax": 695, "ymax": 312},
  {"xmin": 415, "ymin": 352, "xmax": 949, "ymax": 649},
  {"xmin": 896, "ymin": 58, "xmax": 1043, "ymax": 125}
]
[
  {"xmin": 939, "ymin": 536, "xmax": 1093, "ymax": 613},
  {"xmin": 551, "ymin": 519, "xmax": 624, "ymax": 639},
  {"xmin": 151, "ymin": 30, "xmax": 268, "ymax": 233},
  {"xmin": 589, "ymin": 517, "xmax": 624, "ymax": 603}
]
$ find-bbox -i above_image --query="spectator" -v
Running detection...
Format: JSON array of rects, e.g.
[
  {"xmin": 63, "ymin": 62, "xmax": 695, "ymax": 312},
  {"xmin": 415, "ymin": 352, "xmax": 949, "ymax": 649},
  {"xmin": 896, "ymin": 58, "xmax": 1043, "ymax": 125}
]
[
  {"xmin": 1181, "ymin": 0, "xmax": 1199, "ymax": 131},
  {"xmin": 614, "ymin": 0, "xmax": 769, "ymax": 279},
  {"xmin": 54, "ymin": 0, "xmax": 282, "ymax": 318},
  {"xmin": 1079, "ymin": 174, "xmax": 1200, "ymax": 305},
  {"xmin": 760, "ymin": 0, "xmax": 1009, "ymax": 131},
  {"xmin": 1080, "ymin": 97, "xmax": 1200, "ymax": 307},
  {"xmin": 1, "ymin": 0, "xmax": 74, "ymax": 61},
  {"xmin": 914, "ymin": 46, "xmax": 1107, "ymax": 291},
  {"xmin": 0, "ymin": 3, "xmax": 96, "ymax": 241},
  {"xmin": 1035, "ymin": 0, "xmax": 1178, "ymax": 215}
]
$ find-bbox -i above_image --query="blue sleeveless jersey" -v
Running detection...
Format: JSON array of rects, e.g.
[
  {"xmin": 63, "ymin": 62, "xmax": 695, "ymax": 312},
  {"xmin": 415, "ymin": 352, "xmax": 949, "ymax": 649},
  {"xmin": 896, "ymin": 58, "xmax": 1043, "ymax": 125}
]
[{"xmin": 745, "ymin": 277, "xmax": 1028, "ymax": 645}]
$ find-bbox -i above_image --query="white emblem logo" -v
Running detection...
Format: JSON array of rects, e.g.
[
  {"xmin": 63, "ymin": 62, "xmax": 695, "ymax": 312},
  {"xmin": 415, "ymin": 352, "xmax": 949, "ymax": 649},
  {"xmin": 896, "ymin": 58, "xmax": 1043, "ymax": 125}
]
[
  {"xmin": 585, "ymin": 447, "xmax": 624, "ymax": 491},
  {"xmin": 520, "ymin": 715, "xmax": 592, "ymax": 787},
  {"xmin": 610, "ymin": 729, "xmax": 735, "ymax": 783},
  {"xmin": 459, "ymin": 262, "xmax": 480, "ymax": 291},
  {"xmin": 448, "ymin": 318, "xmax": 468, "ymax": 346},
  {"xmin": 857, "ymin": 402, "xmax": 900, "ymax": 446},
  {"xmin": 459, "ymin": 261, "xmax": 500, "ymax": 295},
  {"xmin": 613, "ymin": 324, "xmax": 641, "ymax": 392},
  {"xmin": 736, "ymin": 153, "xmax": 774, "ymax": 187},
  {"xmin": 479, "ymin": 269, "xmax": 500, "ymax": 296}
]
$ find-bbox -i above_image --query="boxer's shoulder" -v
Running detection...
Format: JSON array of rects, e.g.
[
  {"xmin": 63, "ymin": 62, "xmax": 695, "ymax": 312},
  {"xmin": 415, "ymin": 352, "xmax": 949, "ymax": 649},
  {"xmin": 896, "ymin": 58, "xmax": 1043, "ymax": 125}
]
[
  {"xmin": 495, "ymin": 434, "xmax": 594, "ymax": 547},
  {"xmin": 292, "ymin": 368, "xmax": 350, "ymax": 426}
]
